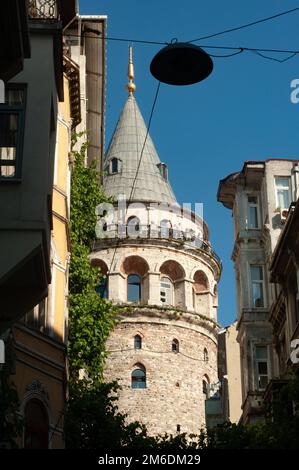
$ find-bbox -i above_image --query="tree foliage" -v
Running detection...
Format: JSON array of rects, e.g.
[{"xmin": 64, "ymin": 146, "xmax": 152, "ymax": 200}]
[
  {"xmin": 0, "ymin": 332, "xmax": 23, "ymax": 448},
  {"xmin": 65, "ymin": 137, "xmax": 299, "ymax": 449},
  {"xmin": 202, "ymin": 374, "xmax": 299, "ymax": 449},
  {"xmin": 67, "ymin": 136, "xmax": 116, "ymax": 382},
  {"xmin": 65, "ymin": 137, "xmax": 155, "ymax": 448}
]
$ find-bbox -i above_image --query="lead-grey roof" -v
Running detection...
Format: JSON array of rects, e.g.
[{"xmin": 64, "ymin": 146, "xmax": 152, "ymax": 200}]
[{"xmin": 103, "ymin": 94, "xmax": 177, "ymax": 205}]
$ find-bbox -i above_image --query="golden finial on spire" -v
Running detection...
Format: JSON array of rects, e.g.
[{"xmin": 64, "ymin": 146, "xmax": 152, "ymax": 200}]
[{"xmin": 127, "ymin": 46, "xmax": 136, "ymax": 95}]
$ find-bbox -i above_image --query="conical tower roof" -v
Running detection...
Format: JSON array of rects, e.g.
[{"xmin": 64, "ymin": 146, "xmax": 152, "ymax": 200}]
[{"xmin": 103, "ymin": 50, "xmax": 177, "ymax": 205}]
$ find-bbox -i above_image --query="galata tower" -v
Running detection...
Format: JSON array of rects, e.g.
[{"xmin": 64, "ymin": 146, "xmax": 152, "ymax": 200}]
[{"xmin": 91, "ymin": 48, "xmax": 221, "ymax": 436}]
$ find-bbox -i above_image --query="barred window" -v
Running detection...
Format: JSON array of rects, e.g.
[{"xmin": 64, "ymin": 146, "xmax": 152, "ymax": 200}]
[{"xmin": 0, "ymin": 86, "xmax": 26, "ymax": 179}]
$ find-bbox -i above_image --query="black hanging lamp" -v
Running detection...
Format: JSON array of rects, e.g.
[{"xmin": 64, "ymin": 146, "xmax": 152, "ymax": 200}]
[{"xmin": 150, "ymin": 41, "xmax": 213, "ymax": 86}]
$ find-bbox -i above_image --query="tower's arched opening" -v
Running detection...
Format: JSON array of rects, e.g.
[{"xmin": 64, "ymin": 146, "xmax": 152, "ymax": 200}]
[
  {"xmin": 159, "ymin": 260, "xmax": 185, "ymax": 307},
  {"xmin": 193, "ymin": 270, "xmax": 209, "ymax": 314},
  {"xmin": 121, "ymin": 256, "xmax": 149, "ymax": 303}
]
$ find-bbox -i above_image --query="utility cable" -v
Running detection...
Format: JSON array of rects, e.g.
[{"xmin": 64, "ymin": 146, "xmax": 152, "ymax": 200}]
[
  {"xmin": 107, "ymin": 81, "xmax": 161, "ymax": 274},
  {"xmin": 251, "ymin": 50, "xmax": 298, "ymax": 63},
  {"xmin": 188, "ymin": 6, "xmax": 299, "ymax": 43},
  {"xmin": 129, "ymin": 82, "xmax": 161, "ymax": 202},
  {"xmin": 65, "ymin": 5, "xmax": 299, "ymax": 64},
  {"xmin": 66, "ymin": 32, "xmax": 299, "ymax": 63}
]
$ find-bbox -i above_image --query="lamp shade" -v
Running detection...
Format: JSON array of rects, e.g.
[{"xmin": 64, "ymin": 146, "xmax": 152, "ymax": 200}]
[{"xmin": 150, "ymin": 42, "xmax": 213, "ymax": 86}]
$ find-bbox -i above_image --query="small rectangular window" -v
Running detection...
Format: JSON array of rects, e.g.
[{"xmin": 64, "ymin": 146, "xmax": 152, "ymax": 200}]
[
  {"xmin": 247, "ymin": 196, "xmax": 259, "ymax": 229},
  {"xmin": 160, "ymin": 277, "xmax": 173, "ymax": 305},
  {"xmin": 0, "ymin": 86, "xmax": 26, "ymax": 179},
  {"xmin": 255, "ymin": 345, "xmax": 269, "ymax": 391},
  {"xmin": 250, "ymin": 265, "xmax": 264, "ymax": 308},
  {"xmin": 128, "ymin": 274, "xmax": 141, "ymax": 302},
  {"xmin": 275, "ymin": 177, "xmax": 291, "ymax": 209}
]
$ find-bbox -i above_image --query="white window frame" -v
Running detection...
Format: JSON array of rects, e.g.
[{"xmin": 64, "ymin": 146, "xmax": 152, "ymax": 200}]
[
  {"xmin": 254, "ymin": 344, "xmax": 269, "ymax": 391},
  {"xmin": 275, "ymin": 176, "xmax": 291, "ymax": 210},
  {"xmin": 249, "ymin": 265, "xmax": 266, "ymax": 308},
  {"xmin": 160, "ymin": 276, "xmax": 173, "ymax": 305},
  {"xmin": 247, "ymin": 195, "xmax": 260, "ymax": 229}
]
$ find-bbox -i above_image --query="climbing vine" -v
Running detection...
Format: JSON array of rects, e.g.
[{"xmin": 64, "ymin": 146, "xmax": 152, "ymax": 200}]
[
  {"xmin": 67, "ymin": 134, "xmax": 116, "ymax": 382},
  {"xmin": 65, "ymin": 137, "xmax": 299, "ymax": 450}
]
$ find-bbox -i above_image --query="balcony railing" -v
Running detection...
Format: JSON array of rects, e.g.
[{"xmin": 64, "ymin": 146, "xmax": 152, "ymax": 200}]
[
  {"xmin": 28, "ymin": 0, "xmax": 59, "ymax": 20},
  {"xmin": 97, "ymin": 223, "xmax": 222, "ymax": 267}
]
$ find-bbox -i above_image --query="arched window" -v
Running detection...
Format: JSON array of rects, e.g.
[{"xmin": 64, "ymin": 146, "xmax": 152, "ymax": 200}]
[
  {"xmin": 127, "ymin": 216, "xmax": 140, "ymax": 235},
  {"xmin": 111, "ymin": 158, "xmax": 118, "ymax": 174},
  {"xmin": 24, "ymin": 399, "xmax": 49, "ymax": 449},
  {"xmin": 172, "ymin": 338, "xmax": 179, "ymax": 353},
  {"xmin": 128, "ymin": 274, "xmax": 141, "ymax": 302},
  {"xmin": 160, "ymin": 260, "xmax": 185, "ymax": 308},
  {"xmin": 204, "ymin": 348, "xmax": 209, "ymax": 363},
  {"xmin": 160, "ymin": 219, "xmax": 172, "ymax": 238},
  {"xmin": 92, "ymin": 260, "xmax": 109, "ymax": 299},
  {"xmin": 134, "ymin": 334, "xmax": 142, "ymax": 349},
  {"xmin": 160, "ymin": 260, "xmax": 185, "ymax": 282},
  {"xmin": 193, "ymin": 270, "xmax": 209, "ymax": 293},
  {"xmin": 160, "ymin": 276, "xmax": 173, "ymax": 305},
  {"xmin": 131, "ymin": 364, "xmax": 146, "ymax": 389}
]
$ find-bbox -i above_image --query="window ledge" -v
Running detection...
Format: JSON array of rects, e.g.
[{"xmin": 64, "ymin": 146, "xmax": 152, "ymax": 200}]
[{"xmin": 0, "ymin": 178, "xmax": 22, "ymax": 183}]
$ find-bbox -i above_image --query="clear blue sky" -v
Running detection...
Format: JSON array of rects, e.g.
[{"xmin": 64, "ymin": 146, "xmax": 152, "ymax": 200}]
[{"xmin": 80, "ymin": 0, "xmax": 299, "ymax": 326}]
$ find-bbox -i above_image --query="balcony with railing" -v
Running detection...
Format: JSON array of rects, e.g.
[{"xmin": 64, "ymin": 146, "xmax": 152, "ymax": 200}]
[
  {"xmin": 96, "ymin": 223, "xmax": 222, "ymax": 268},
  {"xmin": 28, "ymin": 0, "xmax": 59, "ymax": 20},
  {"xmin": 28, "ymin": 1, "xmax": 78, "ymax": 29}
]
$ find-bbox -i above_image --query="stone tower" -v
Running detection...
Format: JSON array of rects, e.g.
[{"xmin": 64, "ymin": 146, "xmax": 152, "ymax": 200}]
[{"xmin": 91, "ymin": 49, "xmax": 221, "ymax": 436}]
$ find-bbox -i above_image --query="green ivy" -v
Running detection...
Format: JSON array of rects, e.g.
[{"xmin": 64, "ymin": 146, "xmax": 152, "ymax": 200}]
[
  {"xmin": 65, "ymin": 137, "xmax": 299, "ymax": 449},
  {"xmin": 65, "ymin": 137, "xmax": 158, "ymax": 448},
  {"xmin": 68, "ymin": 135, "xmax": 116, "ymax": 382}
]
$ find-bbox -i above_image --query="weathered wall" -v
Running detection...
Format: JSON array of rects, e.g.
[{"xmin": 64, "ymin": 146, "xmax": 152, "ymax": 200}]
[{"xmin": 104, "ymin": 309, "xmax": 218, "ymax": 436}]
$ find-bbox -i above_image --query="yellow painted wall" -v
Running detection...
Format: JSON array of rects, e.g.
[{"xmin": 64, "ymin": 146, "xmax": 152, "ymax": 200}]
[
  {"xmin": 14, "ymin": 74, "xmax": 73, "ymax": 449},
  {"xmin": 51, "ymin": 74, "xmax": 71, "ymax": 342}
]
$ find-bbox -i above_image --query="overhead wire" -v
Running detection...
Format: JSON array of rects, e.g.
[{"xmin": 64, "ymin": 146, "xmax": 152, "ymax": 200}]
[
  {"xmin": 64, "ymin": 6, "xmax": 299, "ymax": 63},
  {"xmin": 66, "ymin": 32, "xmax": 299, "ymax": 63},
  {"xmin": 251, "ymin": 50, "xmax": 298, "ymax": 63},
  {"xmin": 67, "ymin": 31, "xmax": 299, "ymax": 55},
  {"xmin": 107, "ymin": 81, "xmax": 161, "ymax": 274},
  {"xmin": 207, "ymin": 48, "xmax": 244, "ymax": 58},
  {"xmin": 128, "ymin": 82, "xmax": 161, "ymax": 202},
  {"xmin": 91, "ymin": 6, "xmax": 299, "ymax": 318},
  {"xmin": 188, "ymin": 6, "xmax": 299, "ymax": 43}
]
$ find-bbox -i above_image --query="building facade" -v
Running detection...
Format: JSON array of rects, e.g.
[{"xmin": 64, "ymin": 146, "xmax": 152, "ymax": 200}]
[
  {"xmin": 218, "ymin": 159, "xmax": 299, "ymax": 424},
  {"xmin": 265, "ymin": 198, "xmax": 299, "ymax": 403},
  {"xmin": 13, "ymin": 59, "xmax": 80, "ymax": 449},
  {"xmin": 64, "ymin": 15, "xmax": 107, "ymax": 171},
  {"xmin": 0, "ymin": 0, "xmax": 109, "ymax": 449},
  {"xmin": 0, "ymin": 2, "xmax": 78, "ymax": 448},
  {"xmin": 218, "ymin": 322, "xmax": 242, "ymax": 423},
  {"xmin": 0, "ymin": 0, "xmax": 77, "ymax": 332},
  {"xmin": 91, "ymin": 51, "xmax": 221, "ymax": 436}
]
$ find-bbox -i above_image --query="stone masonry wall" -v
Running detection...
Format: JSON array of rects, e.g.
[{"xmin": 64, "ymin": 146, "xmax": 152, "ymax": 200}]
[{"xmin": 104, "ymin": 310, "xmax": 218, "ymax": 436}]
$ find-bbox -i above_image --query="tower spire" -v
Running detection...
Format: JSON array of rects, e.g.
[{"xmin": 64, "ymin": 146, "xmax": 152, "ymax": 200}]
[{"xmin": 127, "ymin": 46, "xmax": 136, "ymax": 95}]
